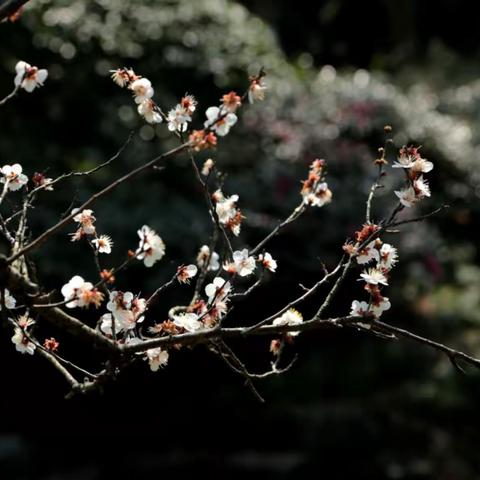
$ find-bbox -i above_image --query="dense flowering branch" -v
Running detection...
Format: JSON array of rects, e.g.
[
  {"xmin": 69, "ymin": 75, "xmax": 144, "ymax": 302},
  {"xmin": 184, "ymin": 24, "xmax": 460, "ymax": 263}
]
[{"xmin": 0, "ymin": 52, "xmax": 475, "ymax": 402}]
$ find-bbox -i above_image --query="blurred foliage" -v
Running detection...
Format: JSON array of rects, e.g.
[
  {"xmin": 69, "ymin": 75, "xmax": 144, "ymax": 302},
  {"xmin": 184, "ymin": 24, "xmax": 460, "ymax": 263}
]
[{"xmin": 0, "ymin": 0, "xmax": 480, "ymax": 478}]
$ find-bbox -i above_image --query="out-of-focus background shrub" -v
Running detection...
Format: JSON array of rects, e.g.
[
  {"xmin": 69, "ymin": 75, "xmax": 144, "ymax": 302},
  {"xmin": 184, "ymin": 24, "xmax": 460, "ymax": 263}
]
[{"xmin": 0, "ymin": 0, "xmax": 479, "ymax": 478}]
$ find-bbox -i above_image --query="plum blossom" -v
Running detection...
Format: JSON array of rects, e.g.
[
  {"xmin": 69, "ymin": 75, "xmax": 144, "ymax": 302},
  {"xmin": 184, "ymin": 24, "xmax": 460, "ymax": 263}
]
[
  {"xmin": 61, "ymin": 275, "xmax": 104, "ymax": 309},
  {"xmin": 105, "ymin": 291, "xmax": 146, "ymax": 332},
  {"xmin": 167, "ymin": 104, "xmax": 191, "ymax": 132},
  {"xmin": 303, "ymin": 182, "xmax": 332, "ymax": 207},
  {"xmin": 110, "ymin": 68, "xmax": 138, "ymax": 88},
  {"xmin": 138, "ymin": 99, "xmax": 162, "ymax": 124},
  {"xmin": 180, "ymin": 94, "xmax": 197, "ymax": 115},
  {"xmin": 197, "ymin": 245, "xmax": 220, "ymax": 271},
  {"xmin": 201, "ymin": 158, "xmax": 215, "ymax": 176},
  {"xmin": 214, "ymin": 190, "xmax": 243, "ymax": 236},
  {"xmin": 189, "ymin": 129, "xmax": 217, "ymax": 151},
  {"xmin": 221, "ymin": 91, "xmax": 242, "ymax": 113},
  {"xmin": 224, "ymin": 249, "xmax": 256, "ymax": 277},
  {"xmin": 359, "ymin": 268, "xmax": 388, "ymax": 286},
  {"xmin": 1, "ymin": 164, "xmax": 28, "ymax": 191},
  {"xmin": 205, "ymin": 277, "xmax": 232, "ymax": 303},
  {"xmin": 11, "ymin": 328, "xmax": 35, "ymax": 355},
  {"xmin": 130, "ymin": 78, "xmax": 154, "ymax": 104},
  {"xmin": 370, "ymin": 296, "xmax": 391, "ymax": 317},
  {"xmin": 32, "ymin": 172, "xmax": 53, "ymax": 191},
  {"xmin": 248, "ymin": 77, "xmax": 267, "ymax": 104},
  {"xmin": 0, "ymin": 288, "xmax": 16, "ymax": 310},
  {"xmin": 379, "ymin": 244, "xmax": 398, "ymax": 271},
  {"xmin": 177, "ymin": 264, "xmax": 198, "ymax": 284},
  {"xmin": 145, "ymin": 347, "xmax": 169, "ymax": 371},
  {"xmin": 272, "ymin": 308, "xmax": 303, "ymax": 336},
  {"xmin": 413, "ymin": 175, "xmax": 431, "ymax": 199},
  {"xmin": 172, "ymin": 312, "xmax": 203, "ymax": 333},
  {"xmin": 14, "ymin": 61, "xmax": 48, "ymax": 92},
  {"xmin": 350, "ymin": 300, "xmax": 371, "ymax": 317},
  {"xmin": 204, "ymin": 106, "xmax": 237, "ymax": 136},
  {"xmin": 92, "ymin": 235, "xmax": 113, "ymax": 254},
  {"xmin": 72, "ymin": 209, "xmax": 96, "ymax": 235},
  {"xmin": 136, "ymin": 225, "xmax": 166, "ymax": 267},
  {"xmin": 258, "ymin": 252, "xmax": 277, "ymax": 272},
  {"xmin": 395, "ymin": 186, "xmax": 418, "ymax": 208},
  {"xmin": 356, "ymin": 241, "xmax": 380, "ymax": 265}
]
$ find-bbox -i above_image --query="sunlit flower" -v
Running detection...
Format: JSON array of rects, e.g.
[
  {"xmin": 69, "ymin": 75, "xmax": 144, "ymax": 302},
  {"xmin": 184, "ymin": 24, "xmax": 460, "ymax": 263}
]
[
  {"xmin": 205, "ymin": 277, "xmax": 231, "ymax": 303},
  {"xmin": 359, "ymin": 268, "xmax": 388, "ymax": 286},
  {"xmin": 272, "ymin": 308, "xmax": 303, "ymax": 336},
  {"xmin": 167, "ymin": 104, "xmax": 191, "ymax": 132},
  {"xmin": 14, "ymin": 61, "xmax": 48, "ymax": 92},
  {"xmin": 172, "ymin": 312, "xmax": 203, "ymax": 332},
  {"xmin": 197, "ymin": 245, "xmax": 220, "ymax": 271},
  {"xmin": 201, "ymin": 158, "xmax": 215, "ymax": 176},
  {"xmin": 72, "ymin": 208, "xmax": 96, "ymax": 235},
  {"xmin": 221, "ymin": 91, "xmax": 242, "ymax": 113},
  {"xmin": 130, "ymin": 78, "xmax": 154, "ymax": 104},
  {"xmin": 413, "ymin": 175, "xmax": 431, "ymax": 199},
  {"xmin": 1, "ymin": 164, "xmax": 28, "ymax": 191},
  {"xmin": 11, "ymin": 327, "xmax": 35, "ymax": 355},
  {"xmin": 110, "ymin": 67, "xmax": 138, "ymax": 88},
  {"xmin": 350, "ymin": 300, "xmax": 371, "ymax": 317},
  {"xmin": 356, "ymin": 241, "xmax": 380, "ymax": 265},
  {"xmin": 0, "ymin": 288, "xmax": 16, "ymax": 310},
  {"xmin": 411, "ymin": 158, "xmax": 434, "ymax": 174},
  {"xmin": 92, "ymin": 235, "xmax": 113, "ymax": 254},
  {"xmin": 189, "ymin": 129, "xmax": 217, "ymax": 151},
  {"xmin": 145, "ymin": 347, "xmax": 169, "ymax": 371},
  {"xmin": 370, "ymin": 296, "xmax": 391, "ymax": 317},
  {"xmin": 61, "ymin": 275, "xmax": 104, "ymax": 309},
  {"xmin": 395, "ymin": 186, "xmax": 418, "ymax": 208},
  {"xmin": 136, "ymin": 225, "xmax": 166, "ymax": 267},
  {"xmin": 224, "ymin": 249, "xmax": 256, "ymax": 277},
  {"xmin": 177, "ymin": 264, "xmax": 198, "ymax": 284},
  {"xmin": 204, "ymin": 106, "xmax": 237, "ymax": 136},
  {"xmin": 106, "ymin": 291, "xmax": 146, "ymax": 331},
  {"xmin": 180, "ymin": 94, "xmax": 197, "ymax": 115},
  {"xmin": 379, "ymin": 243, "xmax": 398, "ymax": 271},
  {"xmin": 248, "ymin": 77, "xmax": 267, "ymax": 104},
  {"xmin": 302, "ymin": 182, "xmax": 332, "ymax": 207},
  {"xmin": 137, "ymin": 99, "xmax": 162, "ymax": 124},
  {"xmin": 258, "ymin": 252, "xmax": 277, "ymax": 272}
]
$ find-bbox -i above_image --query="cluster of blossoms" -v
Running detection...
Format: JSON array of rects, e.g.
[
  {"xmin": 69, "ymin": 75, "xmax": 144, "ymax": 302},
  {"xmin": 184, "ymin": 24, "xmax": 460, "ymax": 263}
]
[
  {"xmin": 223, "ymin": 249, "xmax": 277, "ymax": 276},
  {"xmin": 14, "ymin": 61, "xmax": 48, "ymax": 93},
  {"xmin": 393, "ymin": 146, "xmax": 434, "ymax": 208},
  {"xmin": 347, "ymin": 224, "xmax": 398, "ymax": 323},
  {"xmin": 110, "ymin": 67, "xmax": 163, "ymax": 124},
  {"xmin": 301, "ymin": 159, "xmax": 333, "ymax": 207},
  {"xmin": 101, "ymin": 291, "xmax": 147, "ymax": 335},
  {"xmin": 61, "ymin": 276, "xmax": 104, "ymax": 309},
  {"xmin": 69, "ymin": 208, "xmax": 113, "ymax": 253},
  {"xmin": 167, "ymin": 94, "xmax": 197, "ymax": 132},
  {"xmin": 11, "ymin": 315, "xmax": 36, "ymax": 355},
  {"xmin": 136, "ymin": 225, "xmax": 166, "ymax": 267},
  {"xmin": 212, "ymin": 189, "xmax": 243, "ymax": 236}
]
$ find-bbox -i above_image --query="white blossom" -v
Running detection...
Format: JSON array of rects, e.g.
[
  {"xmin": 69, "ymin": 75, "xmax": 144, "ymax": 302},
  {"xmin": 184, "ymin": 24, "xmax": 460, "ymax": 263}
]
[
  {"xmin": 272, "ymin": 308, "xmax": 303, "ymax": 336},
  {"xmin": 61, "ymin": 275, "xmax": 103, "ymax": 309},
  {"xmin": 1, "ymin": 164, "xmax": 28, "ymax": 191},
  {"xmin": 136, "ymin": 225, "xmax": 166, "ymax": 267},
  {"xmin": 204, "ymin": 106, "xmax": 237, "ymax": 136},
  {"xmin": 197, "ymin": 245, "xmax": 220, "ymax": 271},
  {"xmin": 145, "ymin": 348, "xmax": 169, "ymax": 371},
  {"xmin": 356, "ymin": 241, "xmax": 380, "ymax": 265},
  {"xmin": 172, "ymin": 312, "xmax": 203, "ymax": 332},
  {"xmin": 350, "ymin": 300, "xmax": 371, "ymax": 317},
  {"xmin": 177, "ymin": 264, "xmax": 198, "ymax": 284},
  {"xmin": 14, "ymin": 61, "xmax": 48, "ymax": 92},
  {"xmin": 137, "ymin": 99, "xmax": 162, "ymax": 124},
  {"xmin": 379, "ymin": 244, "xmax": 398, "ymax": 271},
  {"xmin": 359, "ymin": 268, "xmax": 389, "ymax": 286},
  {"xmin": 167, "ymin": 104, "xmax": 191, "ymax": 132},
  {"xmin": 370, "ymin": 296, "xmax": 391, "ymax": 318},
  {"xmin": 72, "ymin": 208, "xmax": 96, "ymax": 235},
  {"xmin": 411, "ymin": 158, "xmax": 434, "ymax": 173},
  {"xmin": 224, "ymin": 249, "xmax": 256, "ymax": 277},
  {"xmin": 395, "ymin": 186, "xmax": 418, "ymax": 208},
  {"xmin": 130, "ymin": 78, "xmax": 154, "ymax": 104},
  {"xmin": 413, "ymin": 175, "xmax": 431, "ymax": 199},
  {"xmin": 302, "ymin": 182, "xmax": 332, "ymax": 207},
  {"xmin": 0, "ymin": 288, "xmax": 16, "ymax": 310},
  {"xmin": 258, "ymin": 252, "xmax": 277, "ymax": 272},
  {"xmin": 205, "ymin": 277, "xmax": 231, "ymax": 303},
  {"xmin": 248, "ymin": 79, "xmax": 267, "ymax": 104},
  {"xmin": 106, "ymin": 291, "xmax": 146, "ymax": 332},
  {"xmin": 92, "ymin": 235, "xmax": 113, "ymax": 254},
  {"xmin": 11, "ymin": 327, "xmax": 35, "ymax": 355}
]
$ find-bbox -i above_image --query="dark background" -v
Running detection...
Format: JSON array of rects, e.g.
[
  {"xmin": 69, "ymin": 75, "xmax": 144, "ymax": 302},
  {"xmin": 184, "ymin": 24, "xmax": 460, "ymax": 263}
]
[{"xmin": 1, "ymin": 0, "xmax": 480, "ymax": 478}]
